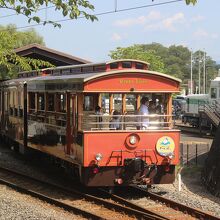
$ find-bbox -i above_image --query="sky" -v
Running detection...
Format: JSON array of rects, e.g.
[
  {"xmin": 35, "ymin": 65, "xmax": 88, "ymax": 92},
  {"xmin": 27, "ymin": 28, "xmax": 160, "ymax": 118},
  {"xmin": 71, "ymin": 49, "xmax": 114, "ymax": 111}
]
[{"xmin": 0, "ymin": 0, "xmax": 219, "ymax": 63}]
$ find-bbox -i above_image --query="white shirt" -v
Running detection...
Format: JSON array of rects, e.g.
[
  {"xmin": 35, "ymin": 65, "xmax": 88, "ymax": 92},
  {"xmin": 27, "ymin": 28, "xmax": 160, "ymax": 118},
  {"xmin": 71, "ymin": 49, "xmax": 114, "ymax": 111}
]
[
  {"xmin": 138, "ymin": 104, "xmax": 149, "ymax": 128},
  {"xmin": 109, "ymin": 117, "xmax": 121, "ymax": 130}
]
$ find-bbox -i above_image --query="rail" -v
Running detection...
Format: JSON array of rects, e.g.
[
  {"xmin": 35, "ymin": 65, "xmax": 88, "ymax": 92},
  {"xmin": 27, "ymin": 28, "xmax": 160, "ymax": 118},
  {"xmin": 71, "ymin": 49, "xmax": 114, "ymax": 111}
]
[
  {"xmin": 0, "ymin": 166, "xmax": 162, "ymax": 220},
  {"xmin": 99, "ymin": 186, "xmax": 219, "ymax": 220}
]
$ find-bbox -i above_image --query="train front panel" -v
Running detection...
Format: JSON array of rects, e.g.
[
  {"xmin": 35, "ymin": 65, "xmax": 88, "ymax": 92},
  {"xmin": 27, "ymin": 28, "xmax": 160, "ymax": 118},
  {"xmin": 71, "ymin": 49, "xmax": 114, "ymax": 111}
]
[{"xmin": 80, "ymin": 130, "xmax": 180, "ymax": 186}]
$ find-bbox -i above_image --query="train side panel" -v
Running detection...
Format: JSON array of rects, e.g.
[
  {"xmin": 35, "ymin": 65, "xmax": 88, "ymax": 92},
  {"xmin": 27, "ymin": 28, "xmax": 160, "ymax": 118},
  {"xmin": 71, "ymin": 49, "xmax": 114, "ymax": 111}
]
[{"xmin": 0, "ymin": 85, "xmax": 25, "ymax": 147}]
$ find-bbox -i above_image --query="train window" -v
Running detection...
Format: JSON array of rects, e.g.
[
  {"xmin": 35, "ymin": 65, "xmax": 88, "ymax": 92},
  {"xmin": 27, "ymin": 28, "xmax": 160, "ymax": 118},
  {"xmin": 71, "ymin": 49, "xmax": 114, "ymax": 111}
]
[
  {"xmin": 126, "ymin": 94, "xmax": 136, "ymax": 113},
  {"xmin": 101, "ymin": 93, "xmax": 110, "ymax": 114},
  {"xmin": 29, "ymin": 93, "xmax": 35, "ymax": 110},
  {"xmin": 122, "ymin": 61, "xmax": 132, "ymax": 68},
  {"xmin": 211, "ymin": 88, "xmax": 217, "ymax": 99},
  {"xmin": 9, "ymin": 107, "xmax": 13, "ymax": 116},
  {"xmin": 38, "ymin": 93, "xmax": 45, "ymax": 110},
  {"xmin": 84, "ymin": 95, "xmax": 94, "ymax": 111},
  {"xmin": 14, "ymin": 108, "xmax": 18, "ymax": 116},
  {"xmin": 18, "ymin": 107, "xmax": 23, "ymax": 117},
  {"xmin": 113, "ymin": 94, "xmax": 122, "ymax": 112},
  {"xmin": 18, "ymin": 91, "xmax": 21, "ymax": 107},
  {"xmin": 71, "ymin": 67, "xmax": 82, "ymax": 74},
  {"xmin": 110, "ymin": 62, "xmax": 119, "ymax": 69},
  {"xmin": 48, "ymin": 93, "xmax": 55, "ymax": 111},
  {"xmin": 9, "ymin": 91, "xmax": 14, "ymax": 107},
  {"xmin": 94, "ymin": 65, "xmax": 106, "ymax": 72},
  {"xmin": 4, "ymin": 92, "xmax": 8, "ymax": 111},
  {"xmin": 82, "ymin": 66, "xmax": 93, "ymax": 73},
  {"xmin": 135, "ymin": 62, "xmax": 144, "ymax": 69},
  {"xmin": 57, "ymin": 94, "xmax": 66, "ymax": 112}
]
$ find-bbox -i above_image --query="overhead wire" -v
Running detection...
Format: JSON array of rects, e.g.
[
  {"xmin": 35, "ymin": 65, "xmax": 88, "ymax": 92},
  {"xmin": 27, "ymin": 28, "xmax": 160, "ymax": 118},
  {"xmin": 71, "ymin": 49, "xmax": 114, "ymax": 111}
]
[
  {"xmin": 0, "ymin": 5, "xmax": 56, "ymax": 19},
  {"xmin": 0, "ymin": 0, "xmax": 184, "ymax": 31}
]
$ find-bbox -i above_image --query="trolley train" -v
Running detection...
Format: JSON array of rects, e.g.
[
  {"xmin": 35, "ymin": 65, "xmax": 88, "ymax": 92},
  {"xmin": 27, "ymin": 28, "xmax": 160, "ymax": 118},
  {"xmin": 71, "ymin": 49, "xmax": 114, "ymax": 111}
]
[{"xmin": 0, "ymin": 59, "xmax": 181, "ymax": 186}]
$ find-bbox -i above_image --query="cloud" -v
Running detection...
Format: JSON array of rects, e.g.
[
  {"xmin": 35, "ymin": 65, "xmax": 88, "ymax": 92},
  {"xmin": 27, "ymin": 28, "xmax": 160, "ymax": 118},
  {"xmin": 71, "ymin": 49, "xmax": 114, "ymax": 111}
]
[
  {"xmin": 111, "ymin": 33, "xmax": 122, "ymax": 41},
  {"xmin": 114, "ymin": 10, "xmax": 161, "ymax": 27},
  {"xmin": 193, "ymin": 29, "xmax": 208, "ymax": 37},
  {"xmin": 145, "ymin": 12, "xmax": 185, "ymax": 32},
  {"xmin": 193, "ymin": 29, "xmax": 219, "ymax": 39},
  {"xmin": 191, "ymin": 15, "xmax": 205, "ymax": 22},
  {"xmin": 211, "ymin": 33, "xmax": 219, "ymax": 39},
  {"xmin": 114, "ymin": 11, "xmax": 186, "ymax": 32},
  {"xmin": 162, "ymin": 13, "xmax": 185, "ymax": 31}
]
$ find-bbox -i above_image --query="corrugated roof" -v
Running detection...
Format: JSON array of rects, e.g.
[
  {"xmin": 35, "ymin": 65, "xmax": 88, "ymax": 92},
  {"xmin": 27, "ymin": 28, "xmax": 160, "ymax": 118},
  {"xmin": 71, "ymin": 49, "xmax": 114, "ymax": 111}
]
[{"xmin": 14, "ymin": 43, "xmax": 90, "ymax": 65}]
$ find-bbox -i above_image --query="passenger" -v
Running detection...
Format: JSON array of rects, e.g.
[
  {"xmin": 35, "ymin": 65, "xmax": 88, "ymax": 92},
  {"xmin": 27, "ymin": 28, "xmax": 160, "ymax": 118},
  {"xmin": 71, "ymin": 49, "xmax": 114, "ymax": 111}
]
[
  {"xmin": 109, "ymin": 110, "xmax": 121, "ymax": 130},
  {"xmin": 156, "ymin": 98, "xmax": 164, "ymax": 114},
  {"xmin": 95, "ymin": 105, "xmax": 102, "ymax": 115},
  {"xmin": 137, "ymin": 97, "xmax": 149, "ymax": 130},
  {"xmin": 149, "ymin": 100, "xmax": 159, "ymax": 127},
  {"xmin": 149, "ymin": 100, "xmax": 156, "ymax": 114},
  {"xmin": 156, "ymin": 98, "xmax": 165, "ymax": 127},
  {"xmin": 95, "ymin": 105, "xmax": 102, "ymax": 129}
]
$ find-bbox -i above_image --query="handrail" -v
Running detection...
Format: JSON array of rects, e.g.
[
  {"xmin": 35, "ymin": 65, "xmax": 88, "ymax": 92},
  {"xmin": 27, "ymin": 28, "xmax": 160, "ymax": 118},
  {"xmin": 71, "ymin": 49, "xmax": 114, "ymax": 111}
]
[
  {"xmin": 200, "ymin": 102, "xmax": 220, "ymax": 127},
  {"xmin": 79, "ymin": 113, "xmax": 174, "ymax": 131}
]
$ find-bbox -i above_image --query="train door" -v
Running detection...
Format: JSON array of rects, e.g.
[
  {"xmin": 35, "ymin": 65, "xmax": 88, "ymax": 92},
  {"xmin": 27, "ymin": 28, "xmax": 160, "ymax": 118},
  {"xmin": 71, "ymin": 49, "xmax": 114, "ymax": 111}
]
[
  {"xmin": 66, "ymin": 92, "xmax": 77, "ymax": 155},
  {"xmin": 71, "ymin": 94, "xmax": 77, "ymax": 139}
]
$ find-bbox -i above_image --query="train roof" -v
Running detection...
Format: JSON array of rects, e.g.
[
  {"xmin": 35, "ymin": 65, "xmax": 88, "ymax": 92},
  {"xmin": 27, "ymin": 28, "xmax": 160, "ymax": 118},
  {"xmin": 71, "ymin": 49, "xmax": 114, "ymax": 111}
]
[
  {"xmin": 1, "ymin": 59, "xmax": 181, "ymax": 93},
  {"xmin": 2, "ymin": 69, "xmax": 181, "ymax": 86}
]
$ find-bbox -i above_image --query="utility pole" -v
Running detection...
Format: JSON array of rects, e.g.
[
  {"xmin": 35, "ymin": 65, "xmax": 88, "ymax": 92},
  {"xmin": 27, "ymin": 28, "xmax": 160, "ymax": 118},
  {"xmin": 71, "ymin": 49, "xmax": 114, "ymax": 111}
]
[
  {"xmin": 198, "ymin": 51, "xmax": 201, "ymax": 94},
  {"xmin": 203, "ymin": 51, "xmax": 206, "ymax": 94},
  {"xmin": 190, "ymin": 50, "xmax": 193, "ymax": 94}
]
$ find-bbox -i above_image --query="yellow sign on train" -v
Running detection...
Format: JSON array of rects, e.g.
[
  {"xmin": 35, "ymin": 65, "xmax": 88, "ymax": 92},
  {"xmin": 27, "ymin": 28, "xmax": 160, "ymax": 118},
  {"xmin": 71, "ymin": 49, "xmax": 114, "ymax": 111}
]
[{"xmin": 156, "ymin": 136, "xmax": 175, "ymax": 157}]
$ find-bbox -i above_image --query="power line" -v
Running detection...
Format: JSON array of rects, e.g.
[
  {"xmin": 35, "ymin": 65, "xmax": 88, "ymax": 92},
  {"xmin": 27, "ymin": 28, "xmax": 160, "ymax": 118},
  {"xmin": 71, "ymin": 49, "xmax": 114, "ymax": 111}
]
[
  {"xmin": 0, "ymin": 5, "xmax": 56, "ymax": 19},
  {"xmin": 0, "ymin": 0, "xmax": 184, "ymax": 31}
]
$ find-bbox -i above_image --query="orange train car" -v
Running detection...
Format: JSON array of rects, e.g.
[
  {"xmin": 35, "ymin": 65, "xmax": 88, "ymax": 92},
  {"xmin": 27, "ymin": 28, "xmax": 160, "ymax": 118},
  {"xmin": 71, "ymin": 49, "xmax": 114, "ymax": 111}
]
[{"xmin": 0, "ymin": 59, "xmax": 181, "ymax": 186}]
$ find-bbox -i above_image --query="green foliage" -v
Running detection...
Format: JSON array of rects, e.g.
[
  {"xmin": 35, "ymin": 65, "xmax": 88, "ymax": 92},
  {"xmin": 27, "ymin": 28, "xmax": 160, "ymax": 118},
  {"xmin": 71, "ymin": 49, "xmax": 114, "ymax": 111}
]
[
  {"xmin": 0, "ymin": 24, "xmax": 45, "ymax": 48},
  {"xmin": 0, "ymin": 0, "xmax": 97, "ymax": 27},
  {"xmin": 0, "ymin": 0, "xmax": 198, "ymax": 27},
  {"xmin": 109, "ymin": 43, "xmax": 218, "ymax": 92},
  {"xmin": 109, "ymin": 45, "xmax": 165, "ymax": 73},
  {"xmin": 0, "ymin": 27, "xmax": 52, "ymax": 79},
  {"xmin": 185, "ymin": 0, "xmax": 197, "ymax": 5}
]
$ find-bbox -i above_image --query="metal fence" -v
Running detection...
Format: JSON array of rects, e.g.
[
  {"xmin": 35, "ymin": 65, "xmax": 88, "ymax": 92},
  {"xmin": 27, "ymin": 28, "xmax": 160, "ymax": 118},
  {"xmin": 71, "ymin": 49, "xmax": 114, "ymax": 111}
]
[{"xmin": 179, "ymin": 141, "xmax": 211, "ymax": 166}]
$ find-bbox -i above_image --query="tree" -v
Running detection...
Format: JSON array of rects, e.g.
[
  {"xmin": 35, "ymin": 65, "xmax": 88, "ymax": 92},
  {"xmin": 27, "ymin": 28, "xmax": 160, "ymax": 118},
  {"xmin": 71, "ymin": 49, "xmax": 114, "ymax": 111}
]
[
  {"xmin": 0, "ymin": 0, "xmax": 97, "ymax": 28},
  {"xmin": 0, "ymin": 0, "xmax": 197, "ymax": 28},
  {"xmin": 109, "ymin": 45, "xmax": 165, "ymax": 72},
  {"xmin": 0, "ymin": 24, "xmax": 45, "ymax": 48},
  {"xmin": 109, "ymin": 43, "xmax": 219, "ymax": 93},
  {"xmin": 185, "ymin": 0, "xmax": 197, "ymax": 5},
  {"xmin": 0, "ymin": 27, "xmax": 51, "ymax": 79}
]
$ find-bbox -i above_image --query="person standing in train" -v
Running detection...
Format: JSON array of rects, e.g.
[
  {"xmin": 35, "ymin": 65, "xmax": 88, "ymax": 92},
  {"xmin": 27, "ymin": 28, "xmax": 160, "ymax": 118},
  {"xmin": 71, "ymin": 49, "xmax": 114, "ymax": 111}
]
[
  {"xmin": 137, "ymin": 97, "xmax": 149, "ymax": 130},
  {"xmin": 109, "ymin": 110, "xmax": 121, "ymax": 130},
  {"xmin": 95, "ymin": 105, "xmax": 103, "ymax": 129}
]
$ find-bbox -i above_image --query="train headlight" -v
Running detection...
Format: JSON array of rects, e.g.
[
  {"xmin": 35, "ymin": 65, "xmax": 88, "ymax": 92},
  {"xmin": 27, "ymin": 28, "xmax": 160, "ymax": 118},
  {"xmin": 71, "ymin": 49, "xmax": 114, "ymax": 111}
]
[
  {"xmin": 129, "ymin": 135, "xmax": 137, "ymax": 145},
  {"xmin": 95, "ymin": 153, "xmax": 103, "ymax": 161},
  {"xmin": 125, "ymin": 134, "xmax": 140, "ymax": 149}
]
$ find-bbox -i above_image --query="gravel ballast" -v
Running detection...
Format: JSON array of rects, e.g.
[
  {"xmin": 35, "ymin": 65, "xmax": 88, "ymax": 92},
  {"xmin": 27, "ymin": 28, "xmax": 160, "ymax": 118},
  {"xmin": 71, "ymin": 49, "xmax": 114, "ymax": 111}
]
[
  {"xmin": 0, "ymin": 185, "xmax": 85, "ymax": 220},
  {"xmin": 0, "ymin": 142, "xmax": 220, "ymax": 219}
]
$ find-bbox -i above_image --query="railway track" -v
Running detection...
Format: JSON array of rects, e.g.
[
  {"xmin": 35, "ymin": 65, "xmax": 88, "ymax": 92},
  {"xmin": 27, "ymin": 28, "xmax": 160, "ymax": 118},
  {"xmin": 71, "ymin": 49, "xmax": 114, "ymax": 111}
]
[
  {"xmin": 0, "ymin": 165, "xmax": 218, "ymax": 219},
  {"xmin": 100, "ymin": 186, "xmax": 218, "ymax": 220},
  {"xmin": 0, "ymin": 166, "xmax": 163, "ymax": 220},
  {"xmin": 175, "ymin": 123, "xmax": 214, "ymax": 138}
]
